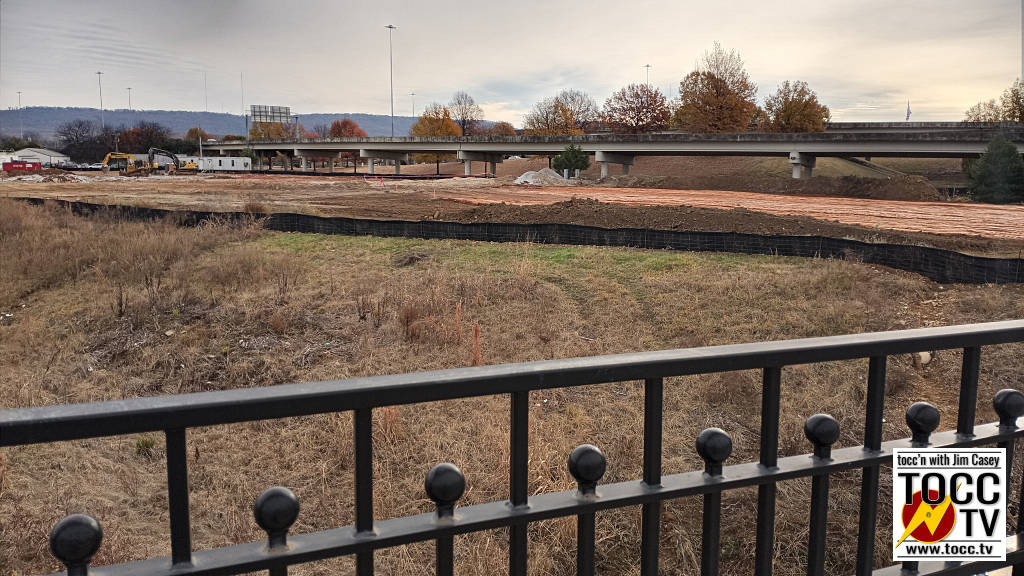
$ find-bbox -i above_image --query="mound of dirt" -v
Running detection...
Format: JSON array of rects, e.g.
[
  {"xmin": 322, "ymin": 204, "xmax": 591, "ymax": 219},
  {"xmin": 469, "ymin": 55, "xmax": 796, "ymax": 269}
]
[
  {"xmin": 596, "ymin": 173, "xmax": 941, "ymax": 202},
  {"xmin": 514, "ymin": 168, "xmax": 575, "ymax": 186}
]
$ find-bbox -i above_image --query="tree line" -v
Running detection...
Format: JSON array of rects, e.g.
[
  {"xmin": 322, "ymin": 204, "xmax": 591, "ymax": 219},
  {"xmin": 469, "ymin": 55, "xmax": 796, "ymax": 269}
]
[{"xmin": 410, "ymin": 42, "xmax": 830, "ymax": 139}]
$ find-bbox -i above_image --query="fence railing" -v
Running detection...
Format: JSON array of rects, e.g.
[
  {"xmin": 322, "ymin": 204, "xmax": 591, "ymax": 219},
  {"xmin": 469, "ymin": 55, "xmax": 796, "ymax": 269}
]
[{"xmin": 3, "ymin": 320, "xmax": 1024, "ymax": 576}]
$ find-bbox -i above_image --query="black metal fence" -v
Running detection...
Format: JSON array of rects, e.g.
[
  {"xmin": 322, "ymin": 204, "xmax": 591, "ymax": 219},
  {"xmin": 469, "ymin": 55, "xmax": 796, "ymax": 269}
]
[{"xmin": 3, "ymin": 320, "xmax": 1024, "ymax": 576}]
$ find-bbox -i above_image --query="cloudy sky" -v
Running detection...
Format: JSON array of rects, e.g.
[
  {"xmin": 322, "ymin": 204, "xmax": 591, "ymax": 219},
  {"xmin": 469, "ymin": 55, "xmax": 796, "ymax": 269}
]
[{"xmin": 3, "ymin": 0, "xmax": 1021, "ymax": 125}]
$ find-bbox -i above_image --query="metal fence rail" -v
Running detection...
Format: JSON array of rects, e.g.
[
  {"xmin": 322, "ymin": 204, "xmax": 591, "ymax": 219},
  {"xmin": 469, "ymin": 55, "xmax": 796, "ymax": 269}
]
[{"xmin": 3, "ymin": 320, "xmax": 1024, "ymax": 576}]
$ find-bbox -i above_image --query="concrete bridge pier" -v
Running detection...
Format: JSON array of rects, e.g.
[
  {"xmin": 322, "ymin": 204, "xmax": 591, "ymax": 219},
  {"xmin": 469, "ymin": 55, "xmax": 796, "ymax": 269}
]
[
  {"xmin": 595, "ymin": 151, "xmax": 635, "ymax": 178},
  {"xmin": 360, "ymin": 150, "xmax": 410, "ymax": 176},
  {"xmin": 788, "ymin": 152, "xmax": 816, "ymax": 179},
  {"xmin": 458, "ymin": 151, "xmax": 504, "ymax": 176}
]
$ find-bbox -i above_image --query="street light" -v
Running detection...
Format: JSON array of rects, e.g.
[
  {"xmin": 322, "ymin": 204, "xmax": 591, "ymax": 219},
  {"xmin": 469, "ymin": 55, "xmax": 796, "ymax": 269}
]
[
  {"xmin": 127, "ymin": 87, "xmax": 132, "ymax": 111},
  {"xmin": 643, "ymin": 64, "xmax": 651, "ymax": 86},
  {"xmin": 16, "ymin": 90, "xmax": 22, "ymax": 139},
  {"xmin": 96, "ymin": 71, "xmax": 104, "ymax": 130},
  {"xmin": 385, "ymin": 24, "xmax": 396, "ymax": 137},
  {"xmin": 410, "ymin": 90, "xmax": 416, "ymax": 117}
]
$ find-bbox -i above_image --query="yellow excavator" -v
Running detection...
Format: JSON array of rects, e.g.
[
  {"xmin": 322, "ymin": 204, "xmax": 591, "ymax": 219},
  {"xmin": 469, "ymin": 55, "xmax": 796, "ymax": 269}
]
[
  {"xmin": 101, "ymin": 152, "xmax": 149, "ymax": 175},
  {"xmin": 148, "ymin": 148, "xmax": 198, "ymax": 175}
]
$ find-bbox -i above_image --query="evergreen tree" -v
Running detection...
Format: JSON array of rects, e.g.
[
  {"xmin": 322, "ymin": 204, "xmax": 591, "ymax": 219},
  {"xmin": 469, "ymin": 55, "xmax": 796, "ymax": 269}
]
[
  {"xmin": 968, "ymin": 134, "xmax": 1024, "ymax": 203},
  {"xmin": 552, "ymin": 144, "xmax": 590, "ymax": 174}
]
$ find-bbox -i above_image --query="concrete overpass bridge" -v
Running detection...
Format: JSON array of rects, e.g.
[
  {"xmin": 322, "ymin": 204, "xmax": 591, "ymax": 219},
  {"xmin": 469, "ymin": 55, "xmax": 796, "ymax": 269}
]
[{"xmin": 205, "ymin": 123, "xmax": 1024, "ymax": 178}]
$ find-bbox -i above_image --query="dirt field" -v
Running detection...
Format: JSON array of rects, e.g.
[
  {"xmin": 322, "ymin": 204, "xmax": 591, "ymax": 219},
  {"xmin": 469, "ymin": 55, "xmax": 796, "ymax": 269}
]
[
  {"xmin": 2, "ymin": 171, "xmax": 1022, "ymax": 256},
  {"xmin": 317, "ymin": 156, "xmax": 949, "ymax": 201},
  {"xmin": 2, "ymin": 200, "xmax": 1023, "ymax": 576}
]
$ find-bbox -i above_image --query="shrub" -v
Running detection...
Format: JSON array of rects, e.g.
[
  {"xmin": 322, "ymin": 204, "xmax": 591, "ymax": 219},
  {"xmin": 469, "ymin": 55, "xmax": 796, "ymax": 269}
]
[
  {"xmin": 968, "ymin": 134, "xmax": 1024, "ymax": 203},
  {"xmin": 552, "ymin": 144, "xmax": 590, "ymax": 174}
]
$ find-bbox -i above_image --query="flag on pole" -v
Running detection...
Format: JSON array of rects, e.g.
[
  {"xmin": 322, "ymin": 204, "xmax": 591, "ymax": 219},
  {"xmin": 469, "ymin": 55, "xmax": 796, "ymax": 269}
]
[{"xmin": 906, "ymin": 101, "xmax": 912, "ymax": 122}]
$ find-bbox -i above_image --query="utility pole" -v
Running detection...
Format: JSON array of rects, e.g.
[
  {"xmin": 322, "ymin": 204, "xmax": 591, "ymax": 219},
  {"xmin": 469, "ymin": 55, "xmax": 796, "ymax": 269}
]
[
  {"xmin": 16, "ymin": 90, "xmax": 21, "ymax": 138},
  {"xmin": 127, "ymin": 87, "xmax": 132, "ymax": 111},
  {"xmin": 410, "ymin": 90, "xmax": 416, "ymax": 117},
  {"xmin": 643, "ymin": 64, "xmax": 651, "ymax": 86},
  {"xmin": 96, "ymin": 71, "xmax": 104, "ymax": 130},
  {"xmin": 385, "ymin": 24, "xmax": 396, "ymax": 137}
]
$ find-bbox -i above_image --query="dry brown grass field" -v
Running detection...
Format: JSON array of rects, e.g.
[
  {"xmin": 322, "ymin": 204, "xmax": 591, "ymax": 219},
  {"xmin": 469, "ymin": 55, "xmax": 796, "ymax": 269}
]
[{"xmin": 1, "ymin": 199, "xmax": 1022, "ymax": 575}]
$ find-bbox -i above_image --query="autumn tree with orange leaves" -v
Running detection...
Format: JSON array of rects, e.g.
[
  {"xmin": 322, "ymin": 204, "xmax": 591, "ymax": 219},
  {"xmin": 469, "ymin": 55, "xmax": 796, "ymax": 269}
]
[
  {"xmin": 329, "ymin": 118, "xmax": 368, "ymax": 138},
  {"xmin": 488, "ymin": 121, "xmax": 516, "ymax": 136},
  {"xmin": 184, "ymin": 126, "xmax": 212, "ymax": 142},
  {"xmin": 763, "ymin": 81, "xmax": 831, "ymax": 132},
  {"xmin": 674, "ymin": 42, "xmax": 758, "ymax": 132},
  {"xmin": 249, "ymin": 121, "xmax": 304, "ymax": 140},
  {"xmin": 601, "ymin": 83, "xmax": 670, "ymax": 133},
  {"xmin": 326, "ymin": 118, "xmax": 369, "ymax": 168},
  {"xmin": 410, "ymin": 103, "xmax": 462, "ymax": 173}
]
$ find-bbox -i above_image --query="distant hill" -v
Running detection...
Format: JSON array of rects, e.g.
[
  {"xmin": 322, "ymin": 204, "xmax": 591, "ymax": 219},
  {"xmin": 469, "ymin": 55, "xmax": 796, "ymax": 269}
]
[{"xmin": 0, "ymin": 107, "xmax": 421, "ymax": 140}]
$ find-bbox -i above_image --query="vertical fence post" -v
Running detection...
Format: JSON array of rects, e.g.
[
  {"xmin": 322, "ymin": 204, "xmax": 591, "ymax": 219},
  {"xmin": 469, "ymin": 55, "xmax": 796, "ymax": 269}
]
[
  {"xmin": 855, "ymin": 356, "xmax": 886, "ymax": 576},
  {"xmin": 992, "ymin": 390, "xmax": 1024, "ymax": 542},
  {"xmin": 165, "ymin": 428, "xmax": 193, "ymax": 567},
  {"xmin": 641, "ymin": 377, "xmax": 663, "ymax": 576},
  {"xmin": 901, "ymin": 402, "xmax": 940, "ymax": 576},
  {"xmin": 253, "ymin": 487, "xmax": 300, "ymax": 576},
  {"xmin": 425, "ymin": 463, "xmax": 466, "ymax": 576},
  {"xmin": 956, "ymin": 347, "xmax": 982, "ymax": 437},
  {"xmin": 509, "ymin": 391, "xmax": 529, "ymax": 576},
  {"xmin": 49, "ymin": 515, "xmax": 103, "ymax": 576},
  {"xmin": 569, "ymin": 445, "xmax": 606, "ymax": 576},
  {"xmin": 697, "ymin": 428, "xmax": 732, "ymax": 576},
  {"xmin": 755, "ymin": 366, "xmax": 782, "ymax": 576},
  {"xmin": 354, "ymin": 408, "xmax": 375, "ymax": 576},
  {"xmin": 804, "ymin": 414, "xmax": 839, "ymax": 576}
]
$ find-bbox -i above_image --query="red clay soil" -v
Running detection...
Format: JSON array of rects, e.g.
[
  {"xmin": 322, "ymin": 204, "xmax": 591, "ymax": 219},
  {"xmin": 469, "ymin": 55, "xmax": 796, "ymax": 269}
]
[
  {"xmin": 442, "ymin": 198, "xmax": 1024, "ymax": 257},
  {"xmin": 440, "ymin": 185, "xmax": 1024, "ymax": 241}
]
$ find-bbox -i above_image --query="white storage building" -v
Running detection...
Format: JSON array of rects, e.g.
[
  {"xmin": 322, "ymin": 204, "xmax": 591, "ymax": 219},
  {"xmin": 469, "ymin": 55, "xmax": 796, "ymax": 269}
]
[{"xmin": 15, "ymin": 148, "xmax": 71, "ymax": 166}]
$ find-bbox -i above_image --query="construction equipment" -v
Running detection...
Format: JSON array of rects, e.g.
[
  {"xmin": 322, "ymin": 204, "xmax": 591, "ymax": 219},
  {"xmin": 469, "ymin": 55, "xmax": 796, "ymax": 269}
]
[
  {"xmin": 101, "ymin": 152, "xmax": 148, "ymax": 175},
  {"xmin": 147, "ymin": 148, "xmax": 198, "ymax": 175}
]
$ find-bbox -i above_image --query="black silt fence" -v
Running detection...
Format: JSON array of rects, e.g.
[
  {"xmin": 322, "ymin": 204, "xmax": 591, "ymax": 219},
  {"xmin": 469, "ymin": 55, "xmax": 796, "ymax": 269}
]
[{"xmin": 18, "ymin": 197, "xmax": 1024, "ymax": 285}]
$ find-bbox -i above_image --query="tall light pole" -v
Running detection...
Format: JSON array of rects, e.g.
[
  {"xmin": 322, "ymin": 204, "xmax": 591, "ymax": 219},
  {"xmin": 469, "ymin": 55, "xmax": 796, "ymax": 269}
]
[
  {"xmin": 16, "ymin": 90, "xmax": 22, "ymax": 138},
  {"xmin": 643, "ymin": 64, "xmax": 651, "ymax": 86},
  {"xmin": 96, "ymin": 71, "xmax": 104, "ymax": 130},
  {"xmin": 126, "ymin": 87, "xmax": 131, "ymax": 111},
  {"xmin": 385, "ymin": 24, "xmax": 396, "ymax": 137},
  {"xmin": 410, "ymin": 90, "xmax": 416, "ymax": 117}
]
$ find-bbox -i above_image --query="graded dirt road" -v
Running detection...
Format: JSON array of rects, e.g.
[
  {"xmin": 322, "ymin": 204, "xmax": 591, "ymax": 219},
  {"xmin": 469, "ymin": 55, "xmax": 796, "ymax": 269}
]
[{"xmin": 449, "ymin": 185, "xmax": 1024, "ymax": 241}]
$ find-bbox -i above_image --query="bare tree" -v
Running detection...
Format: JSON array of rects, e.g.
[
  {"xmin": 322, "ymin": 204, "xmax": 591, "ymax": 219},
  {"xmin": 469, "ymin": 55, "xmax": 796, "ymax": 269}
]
[
  {"xmin": 449, "ymin": 91, "xmax": 484, "ymax": 135},
  {"xmin": 56, "ymin": 119, "xmax": 96, "ymax": 147},
  {"xmin": 522, "ymin": 89, "xmax": 599, "ymax": 135},
  {"xmin": 700, "ymin": 41, "xmax": 757, "ymax": 103},
  {"xmin": 312, "ymin": 123, "xmax": 331, "ymax": 138},
  {"xmin": 964, "ymin": 100, "xmax": 1003, "ymax": 122}
]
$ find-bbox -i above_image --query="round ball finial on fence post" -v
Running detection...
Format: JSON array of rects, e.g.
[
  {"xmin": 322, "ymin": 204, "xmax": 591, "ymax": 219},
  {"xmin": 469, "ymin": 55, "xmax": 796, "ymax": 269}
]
[
  {"xmin": 49, "ymin": 514, "xmax": 103, "ymax": 576},
  {"xmin": 804, "ymin": 414, "xmax": 840, "ymax": 459},
  {"xmin": 993, "ymin": 389, "xmax": 1024, "ymax": 428},
  {"xmin": 425, "ymin": 463, "xmax": 466, "ymax": 518},
  {"xmin": 696, "ymin": 428, "xmax": 732, "ymax": 476},
  {"xmin": 254, "ymin": 487, "xmax": 300, "ymax": 549},
  {"xmin": 905, "ymin": 402, "xmax": 941, "ymax": 446},
  {"xmin": 568, "ymin": 444, "xmax": 607, "ymax": 496}
]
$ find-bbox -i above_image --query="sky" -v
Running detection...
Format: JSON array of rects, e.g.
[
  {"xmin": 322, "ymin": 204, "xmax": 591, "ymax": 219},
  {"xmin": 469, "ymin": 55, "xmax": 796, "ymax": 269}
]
[{"xmin": 2, "ymin": 0, "xmax": 1022, "ymax": 126}]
